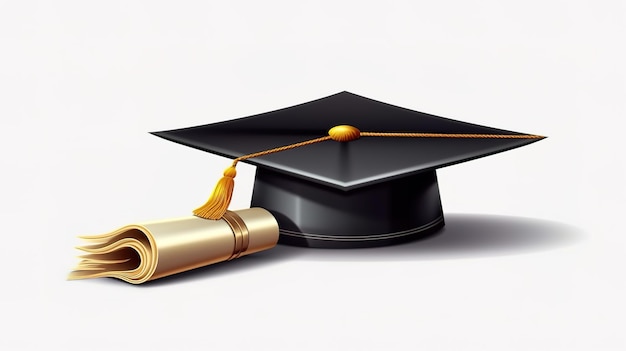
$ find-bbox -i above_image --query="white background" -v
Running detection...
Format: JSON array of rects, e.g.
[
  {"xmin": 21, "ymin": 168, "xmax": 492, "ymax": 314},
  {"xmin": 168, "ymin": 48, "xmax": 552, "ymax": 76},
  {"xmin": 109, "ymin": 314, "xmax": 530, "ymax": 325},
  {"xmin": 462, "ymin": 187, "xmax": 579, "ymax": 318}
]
[{"xmin": 1, "ymin": 1, "xmax": 624, "ymax": 350}]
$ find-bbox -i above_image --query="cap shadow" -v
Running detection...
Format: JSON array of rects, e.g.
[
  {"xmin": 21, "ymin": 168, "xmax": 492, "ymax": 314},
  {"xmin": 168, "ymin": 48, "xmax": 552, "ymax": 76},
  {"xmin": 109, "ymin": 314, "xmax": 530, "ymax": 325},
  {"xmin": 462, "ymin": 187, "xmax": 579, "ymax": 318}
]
[{"xmin": 284, "ymin": 213, "xmax": 585, "ymax": 262}]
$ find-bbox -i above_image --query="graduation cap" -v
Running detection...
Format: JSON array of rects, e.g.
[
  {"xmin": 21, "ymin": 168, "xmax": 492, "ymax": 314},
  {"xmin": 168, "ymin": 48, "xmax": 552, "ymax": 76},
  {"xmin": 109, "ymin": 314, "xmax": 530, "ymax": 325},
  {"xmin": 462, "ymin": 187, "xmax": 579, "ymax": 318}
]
[{"xmin": 152, "ymin": 92, "xmax": 544, "ymax": 248}]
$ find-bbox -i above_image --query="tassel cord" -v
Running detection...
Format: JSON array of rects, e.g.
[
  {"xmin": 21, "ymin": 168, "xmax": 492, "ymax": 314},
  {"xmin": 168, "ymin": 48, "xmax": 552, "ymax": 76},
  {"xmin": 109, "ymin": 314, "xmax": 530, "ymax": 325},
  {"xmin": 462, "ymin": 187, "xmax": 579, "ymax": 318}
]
[{"xmin": 193, "ymin": 125, "xmax": 544, "ymax": 220}]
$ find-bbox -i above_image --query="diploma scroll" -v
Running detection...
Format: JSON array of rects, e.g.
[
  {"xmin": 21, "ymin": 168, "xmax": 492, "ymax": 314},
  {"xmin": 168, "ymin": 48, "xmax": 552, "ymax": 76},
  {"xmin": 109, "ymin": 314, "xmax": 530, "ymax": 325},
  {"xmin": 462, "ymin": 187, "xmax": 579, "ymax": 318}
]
[{"xmin": 68, "ymin": 208, "xmax": 279, "ymax": 284}]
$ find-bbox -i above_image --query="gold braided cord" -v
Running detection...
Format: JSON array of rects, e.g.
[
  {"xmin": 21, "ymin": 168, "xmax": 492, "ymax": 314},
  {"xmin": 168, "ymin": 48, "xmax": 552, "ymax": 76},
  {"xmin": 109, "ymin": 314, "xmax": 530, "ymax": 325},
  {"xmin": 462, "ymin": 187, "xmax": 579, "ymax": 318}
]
[
  {"xmin": 193, "ymin": 125, "xmax": 544, "ymax": 220},
  {"xmin": 360, "ymin": 132, "xmax": 543, "ymax": 139},
  {"xmin": 232, "ymin": 136, "xmax": 332, "ymax": 166},
  {"xmin": 232, "ymin": 131, "xmax": 542, "ymax": 166}
]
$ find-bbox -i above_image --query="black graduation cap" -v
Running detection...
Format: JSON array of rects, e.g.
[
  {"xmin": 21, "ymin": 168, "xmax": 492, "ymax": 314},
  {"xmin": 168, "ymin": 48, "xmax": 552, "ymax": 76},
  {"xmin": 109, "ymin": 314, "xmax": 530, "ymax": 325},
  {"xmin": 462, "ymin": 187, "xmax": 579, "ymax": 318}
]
[{"xmin": 152, "ymin": 91, "xmax": 544, "ymax": 248}]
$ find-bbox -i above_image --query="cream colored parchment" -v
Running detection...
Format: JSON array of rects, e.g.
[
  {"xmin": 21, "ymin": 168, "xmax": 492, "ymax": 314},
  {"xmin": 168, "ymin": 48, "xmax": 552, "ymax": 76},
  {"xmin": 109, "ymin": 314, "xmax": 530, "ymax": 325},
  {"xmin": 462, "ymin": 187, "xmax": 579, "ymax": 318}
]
[{"xmin": 68, "ymin": 208, "xmax": 279, "ymax": 284}]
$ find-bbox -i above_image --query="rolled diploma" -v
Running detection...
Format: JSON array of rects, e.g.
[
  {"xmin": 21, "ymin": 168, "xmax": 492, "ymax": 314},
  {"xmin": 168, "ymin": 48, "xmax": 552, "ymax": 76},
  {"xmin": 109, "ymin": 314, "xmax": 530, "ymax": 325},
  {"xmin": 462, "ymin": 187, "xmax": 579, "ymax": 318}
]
[{"xmin": 68, "ymin": 208, "xmax": 279, "ymax": 284}]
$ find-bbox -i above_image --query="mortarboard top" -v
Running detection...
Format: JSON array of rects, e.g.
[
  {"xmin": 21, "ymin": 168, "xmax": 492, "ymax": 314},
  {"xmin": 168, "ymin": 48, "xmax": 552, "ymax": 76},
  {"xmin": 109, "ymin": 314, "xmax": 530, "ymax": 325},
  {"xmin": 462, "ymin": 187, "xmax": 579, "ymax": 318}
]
[{"xmin": 152, "ymin": 91, "xmax": 544, "ymax": 248}]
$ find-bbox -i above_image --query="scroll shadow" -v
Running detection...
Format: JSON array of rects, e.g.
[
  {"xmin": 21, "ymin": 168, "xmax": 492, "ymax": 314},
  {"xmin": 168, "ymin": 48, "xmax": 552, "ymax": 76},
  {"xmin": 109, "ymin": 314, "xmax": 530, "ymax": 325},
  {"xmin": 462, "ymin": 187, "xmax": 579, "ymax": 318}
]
[
  {"xmin": 78, "ymin": 242, "xmax": 304, "ymax": 287},
  {"xmin": 286, "ymin": 213, "xmax": 585, "ymax": 262},
  {"xmin": 135, "ymin": 243, "xmax": 305, "ymax": 287}
]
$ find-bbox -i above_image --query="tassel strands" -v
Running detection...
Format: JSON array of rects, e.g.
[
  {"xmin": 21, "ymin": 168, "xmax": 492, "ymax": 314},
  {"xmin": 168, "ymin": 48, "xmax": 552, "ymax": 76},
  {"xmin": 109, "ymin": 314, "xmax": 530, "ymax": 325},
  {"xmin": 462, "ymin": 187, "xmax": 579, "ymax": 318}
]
[{"xmin": 193, "ymin": 164, "xmax": 237, "ymax": 220}]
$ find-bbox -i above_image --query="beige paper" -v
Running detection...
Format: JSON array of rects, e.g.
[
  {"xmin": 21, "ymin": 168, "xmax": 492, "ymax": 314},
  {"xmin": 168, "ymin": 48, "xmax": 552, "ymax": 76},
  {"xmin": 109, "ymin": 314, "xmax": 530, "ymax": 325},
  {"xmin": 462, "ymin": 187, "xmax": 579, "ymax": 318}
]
[{"xmin": 68, "ymin": 208, "xmax": 279, "ymax": 284}]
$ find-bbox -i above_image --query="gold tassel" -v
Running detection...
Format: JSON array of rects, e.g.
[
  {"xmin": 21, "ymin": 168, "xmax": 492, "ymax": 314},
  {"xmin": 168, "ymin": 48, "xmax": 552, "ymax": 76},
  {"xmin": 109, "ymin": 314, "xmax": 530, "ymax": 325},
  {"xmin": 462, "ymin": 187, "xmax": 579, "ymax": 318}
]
[{"xmin": 193, "ymin": 164, "xmax": 237, "ymax": 220}]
